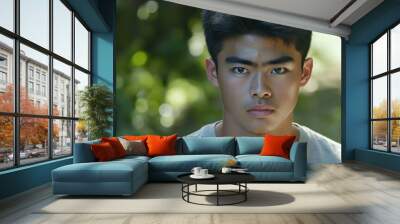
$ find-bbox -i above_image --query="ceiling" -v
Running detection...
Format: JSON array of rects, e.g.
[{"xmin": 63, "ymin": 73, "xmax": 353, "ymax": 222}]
[{"xmin": 164, "ymin": 0, "xmax": 384, "ymax": 38}]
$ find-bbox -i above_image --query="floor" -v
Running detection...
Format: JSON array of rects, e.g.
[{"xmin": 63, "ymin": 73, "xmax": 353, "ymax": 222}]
[{"xmin": 0, "ymin": 162, "xmax": 400, "ymax": 224}]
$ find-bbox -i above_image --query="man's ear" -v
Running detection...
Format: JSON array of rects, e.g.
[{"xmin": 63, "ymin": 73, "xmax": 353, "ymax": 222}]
[
  {"xmin": 205, "ymin": 58, "xmax": 219, "ymax": 87},
  {"xmin": 299, "ymin": 58, "xmax": 313, "ymax": 86}
]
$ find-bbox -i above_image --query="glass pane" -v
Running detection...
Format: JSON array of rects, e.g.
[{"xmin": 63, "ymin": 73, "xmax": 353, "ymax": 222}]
[
  {"xmin": 391, "ymin": 72, "xmax": 400, "ymax": 118},
  {"xmin": 75, "ymin": 120, "xmax": 88, "ymax": 143},
  {"xmin": 391, "ymin": 24, "xmax": 400, "ymax": 70},
  {"xmin": 372, "ymin": 33, "xmax": 387, "ymax": 76},
  {"xmin": 20, "ymin": 0, "xmax": 49, "ymax": 49},
  {"xmin": 53, "ymin": 119, "xmax": 72, "ymax": 158},
  {"xmin": 53, "ymin": 59, "xmax": 72, "ymax": 117},
  {"xmin": 391, "ymin": 120, "xmax": 400, "ymax": 153},
  {"xmin": 53, "ymin": 0, "xmax": 72, "ymax": 60},
  {"xmin": 372, "ymin": 121, "xmax": 388, "ymax": 151},
  {"xmin": 0, "ymin": 0, "xmax": 14, "ymax": 31},
  {"xmin": 20, "ymin": 44, "xmax": 49, "ymax": 115},
  {"xmin": 372, "ymin": 77, "xmax": 387, "ymax": 119},
  {"xmin": 0, "ymin": 116, "xmax": 14, "ymax": 170},
  {"xmin": 74, "ymin": 17, "xmax": 89, "ymax": 70},
  {"xmin": 74, "ymin": 69, "xmax": 89, "ymax": 118},
  {"xmin": 0, "ymin": 34, "xmax": 14, "ymax": 112},
  {"xmin": 20, "ymin": 117, "xmax": 49, "ymax": 165}
]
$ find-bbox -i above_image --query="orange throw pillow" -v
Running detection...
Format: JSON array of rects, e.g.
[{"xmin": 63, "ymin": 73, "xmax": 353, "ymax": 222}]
[
  {"xmin": 101, "ymin": 137, "xmax": 127, "ymax": 158},
  {"xmin": 123, "ymin": 135, "xmax": 148, "ymax": 141},
  {"xmin": 91, "ymin": 142, "xmax": 117, "ymax": 161},
  {"xmin": 260, "ymin": 135, "xmax": 296, "ymax": 159},
  {"xmin": 146, "ymin": 134, "xmax": 177, "ymax": 157}
]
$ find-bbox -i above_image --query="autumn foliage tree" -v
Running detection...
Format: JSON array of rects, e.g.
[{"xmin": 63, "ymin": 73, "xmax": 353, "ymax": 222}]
[
  {"xmin": 372, "ymin": 99, "xmax": 400, "ymax": 143},
  {"xmin": 0, "ymin": 84, "xmax": 59, "ymax": 151}
]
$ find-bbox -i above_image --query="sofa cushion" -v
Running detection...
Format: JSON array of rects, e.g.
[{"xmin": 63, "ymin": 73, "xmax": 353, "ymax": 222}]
[
  {"xmin": 123, "ymin": 135, "xmax": 148, "ymax": 141},
  {"xmin": 90, "ymin": 142, "xmax": 118, "ymax": 161},
  {"xmin": 52, "ymin": 158, "xmax": 147, "ymax": 183},
  {"xmin": 236, "ymin": 155, "xmax": 293, "ymax": 172},
  {"xmin": 259, "ymin": 135, "xmax": 296, "ymax": 159},
  {"xmin": 147, "ymin": 134, "xmax": 177, "ymax": 157},
  {"xmin": 180, "ymin": 137, "xmax": 235, "ymax": 155},
  {"xmin": 101, "ymin": 137, "xmax": 127, "ymax": 158},
  {"xmin": 236, "ymin": 137, "xmax": 264, "ymax": 155},
  {"xmin": 148, "ymin": 154, "xmax": 235, "ymax": 172},
  {"xmin": 118, "ymin": 138, "xmax": 147, "ymax": 156}
]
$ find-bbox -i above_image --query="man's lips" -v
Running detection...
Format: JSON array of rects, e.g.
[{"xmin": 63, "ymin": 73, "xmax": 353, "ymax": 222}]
[{"xmin": 247, "ymin": 105, "xmax": 275, "ymax": 117}]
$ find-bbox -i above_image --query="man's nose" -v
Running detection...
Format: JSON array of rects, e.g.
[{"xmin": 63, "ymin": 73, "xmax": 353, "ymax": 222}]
[{"xmin": 250, "ymin": 72, "xmax": 272, "ymax": 98}]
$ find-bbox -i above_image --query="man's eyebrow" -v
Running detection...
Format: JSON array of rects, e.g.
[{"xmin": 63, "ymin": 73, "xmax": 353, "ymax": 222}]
[
  {"xmin": 262, "ymin": 55, "xmax": 294, "ymax": 65},
  {"xmin": 225, "ymin": 57, "xmax": 255, "ymax": 66},
  {"xmin": 225, "ymin": 55, "xmax": 294, "ymax": 66}
]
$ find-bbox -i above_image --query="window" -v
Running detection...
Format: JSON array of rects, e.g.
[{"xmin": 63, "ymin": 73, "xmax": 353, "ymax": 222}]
[
  {"xmin": 371, "ymin": 23, "xmax": 400, "ymax": 154},
  {"xmin": 0, "ymin": 71, "xmax": 6, "ymax": 85},
  {"xmin": 53, "ymin": 0, "xmax": 72, "ymax": 60},
  {"xmin": 36, "ymin": 83, "xmax": 40, "ymax": 95},
  {"xmin": 42, "ymin": 85, "xmax": 46, "ymax": 97},
  {"xmin": 28, "ymin": 81, "xmax": 34, "ymax": 94},
  {"xmin": 0, "ymin": 0, "xmax": 14, "ymax": 32},
  {"xmin": 0, "ymin": 54, "xmax": 7, "ymax": 86},
  {"xmin": 28, "ymin": 67, "xmax": 34, "ymax": 80},
  {"xmin": 74, "ymin": 17, "xmax": 90, "ymax": 70},
  {"xmin": 0, "ymin": 55, "xmax": 7, "ymax": 67},
  {"xmin": 0, "ymin": 0, "xmax": 91, "ymax": 170},
  {"xmin": 53, "ymin": 59, "xmax": 72, "ymax": 117},
  {"xmin": 35, "ymin": 70, "xmax": 40, "ymax": 81},
  {"xmin": 20, "ymin": 0, "xmax": 49, "ymax": 49}
]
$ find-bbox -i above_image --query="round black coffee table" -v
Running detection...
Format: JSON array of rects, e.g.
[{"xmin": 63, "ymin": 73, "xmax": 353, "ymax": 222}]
[{"xmin": 177, "ymin": 173, "xmax": 255, "ymax": 206}]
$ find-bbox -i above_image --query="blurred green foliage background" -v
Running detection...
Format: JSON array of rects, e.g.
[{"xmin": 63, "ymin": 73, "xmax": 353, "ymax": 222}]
[{"xmin": 116, "ymin": 0, "xmax": 341, "ymax": 142}]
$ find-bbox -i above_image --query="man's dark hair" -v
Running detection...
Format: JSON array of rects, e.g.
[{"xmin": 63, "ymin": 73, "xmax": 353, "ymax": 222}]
[{"xmin": 202, "ymin": 10, "xmax": 312, "ymax": 66}]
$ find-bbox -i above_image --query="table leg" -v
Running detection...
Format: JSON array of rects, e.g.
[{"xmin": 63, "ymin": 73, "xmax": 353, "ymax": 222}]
[
  {"xmin": 195, "ymin": 184, "xmax": 197, "ymax": 192},
  {"xmin": 217, "ymin": 184, "xmax": 219, "ymax": 206},
  {"xmin": 245, "ymin": 183, "xmax": 247, "ymax": 201}
]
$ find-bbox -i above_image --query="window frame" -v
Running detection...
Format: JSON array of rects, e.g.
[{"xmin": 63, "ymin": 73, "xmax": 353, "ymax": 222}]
[
  {"xmin": 370, "ymin": 20, "xmax": 400, "ymax": 154},
  {"xmin": 0, "ymin": 0, "xmax": 92, "ymax": 171}
]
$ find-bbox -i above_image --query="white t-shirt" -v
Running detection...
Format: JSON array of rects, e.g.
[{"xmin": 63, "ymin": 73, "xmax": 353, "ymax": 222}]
[{"xmin": 187, "ymin": 121, "xmax": 341, "ymax": 164}]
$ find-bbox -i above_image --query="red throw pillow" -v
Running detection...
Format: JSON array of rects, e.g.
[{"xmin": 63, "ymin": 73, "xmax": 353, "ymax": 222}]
[
  {"xmin": 260, "ymin": 135, "xmax": 296, "ymax": 159},
  {"xmin": 101, "ymin": 137, "xmax": 127, "ymax": 158},
  {"xmin": 91, "ymin": 142, "xmax": 117, "ymax": 161},
  {"xmin": 146, "ymin": 134, "xmax": 177, "ymax": 157}
]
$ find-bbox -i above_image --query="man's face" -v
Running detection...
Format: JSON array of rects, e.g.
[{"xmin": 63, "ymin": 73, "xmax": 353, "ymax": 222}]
[{"xmin": 206, "ymin": 34, "xmax": 312, "ymax": 135}]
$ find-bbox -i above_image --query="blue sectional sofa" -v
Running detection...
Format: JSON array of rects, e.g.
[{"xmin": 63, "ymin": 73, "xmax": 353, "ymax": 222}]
[{"xmin": 52, "ymin": 137, "xmax": 307, "ymax": 196}]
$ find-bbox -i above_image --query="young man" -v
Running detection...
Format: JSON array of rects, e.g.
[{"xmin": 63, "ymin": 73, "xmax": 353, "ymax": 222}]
[{"xmin": 188, "ymin": 10, "xmax": 341, "ymax": 164}]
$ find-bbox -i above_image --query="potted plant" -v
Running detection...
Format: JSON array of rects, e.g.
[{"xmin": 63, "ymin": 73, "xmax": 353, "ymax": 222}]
[{"xmin": 79, "ymin": 84, "xmax": 113, "ymax": 140}]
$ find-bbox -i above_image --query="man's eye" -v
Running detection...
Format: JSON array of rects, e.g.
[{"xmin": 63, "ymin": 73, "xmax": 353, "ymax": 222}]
[
  {"xmin": 231, "ymin": 67, "xmax": 249, "ymax": 75},
  {"xmin": 271, "ymin": 67, "xmax": 288, "ymax": 75}
]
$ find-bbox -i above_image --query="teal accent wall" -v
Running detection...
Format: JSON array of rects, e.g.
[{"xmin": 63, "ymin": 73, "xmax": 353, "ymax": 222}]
[
  {"xmin": 91, "ymin": 0, "xmax": 116, "ymax": 136},
  {"xmin": 0, "ymin": 158, "xmax": 72, "ymax": 199},
  {"xmin": 344, "ymin": 0, "xmax": 400, "ymax": 171},
  {"xmin": 0, "ymin": 0, "xmax": 116, "ymax": 200}
]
